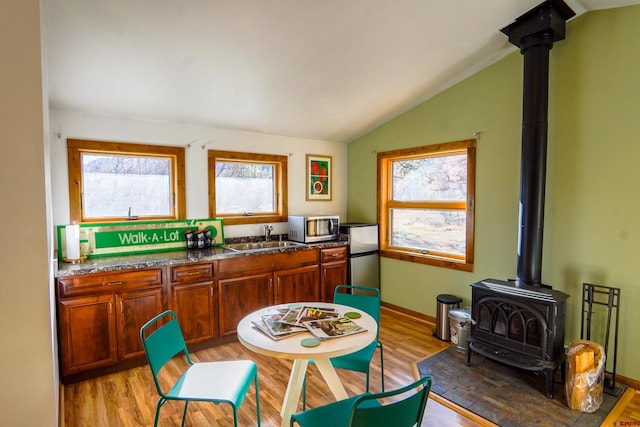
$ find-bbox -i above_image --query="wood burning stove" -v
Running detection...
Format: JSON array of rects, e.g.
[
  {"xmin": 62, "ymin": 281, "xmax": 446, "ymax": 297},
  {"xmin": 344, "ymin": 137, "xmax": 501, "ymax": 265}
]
[
  {"xmin": 467, "ymin": 0, "xmax": 574, "ymax": 399},
  {"xmin": 468, "ymin": 279, "xmax": 568, "ymax": 398}
]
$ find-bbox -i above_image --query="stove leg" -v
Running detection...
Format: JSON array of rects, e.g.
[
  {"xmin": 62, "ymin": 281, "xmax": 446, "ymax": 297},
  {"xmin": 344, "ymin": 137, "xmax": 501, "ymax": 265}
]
[
  {"xmin": 466, "ymin": 342, "xmax": 472, "ymax": 366},
  {"xmin": 544, "ymin": 367, "xmax": 555, "ymax": 399}
]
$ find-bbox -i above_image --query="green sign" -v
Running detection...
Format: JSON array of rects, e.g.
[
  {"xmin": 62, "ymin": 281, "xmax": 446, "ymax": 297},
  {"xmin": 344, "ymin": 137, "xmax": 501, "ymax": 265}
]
[
  {"xmin": 57, "ymin": 218, "xmax": 224, "ymax": 260},
  {"xmin": 95, "ymin": 226, "xmax": 217, "ymax": 249}
]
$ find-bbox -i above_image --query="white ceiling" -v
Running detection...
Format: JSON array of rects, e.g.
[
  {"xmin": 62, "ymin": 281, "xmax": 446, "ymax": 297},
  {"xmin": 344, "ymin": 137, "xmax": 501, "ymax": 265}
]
[{"xmin": 42, "ymin": 0, "xmax": 640, "ymax": 143}]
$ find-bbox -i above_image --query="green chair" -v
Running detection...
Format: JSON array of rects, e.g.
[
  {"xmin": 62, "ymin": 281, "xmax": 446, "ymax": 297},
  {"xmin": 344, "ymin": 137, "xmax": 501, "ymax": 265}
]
[
  {"xmin": 303, "ymin": 285, "xmax": 385, "ymax": 408},
  {"xmin": 140, "ymin": 310, "xmax": 261, "ymax": 427},
  {"xmin": 291, "ymin": 376, "xmax": 431, "ymax": 427},
  {"xmin": 332, "ymin": 285, "xmax": 385, "ymax": 392}
]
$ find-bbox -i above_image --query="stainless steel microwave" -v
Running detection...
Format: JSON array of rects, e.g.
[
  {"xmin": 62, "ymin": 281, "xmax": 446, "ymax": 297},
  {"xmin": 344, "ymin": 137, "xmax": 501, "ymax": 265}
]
[{"xmin": 288, "ymin": 215, "xmax": 340, "ymax": 243}]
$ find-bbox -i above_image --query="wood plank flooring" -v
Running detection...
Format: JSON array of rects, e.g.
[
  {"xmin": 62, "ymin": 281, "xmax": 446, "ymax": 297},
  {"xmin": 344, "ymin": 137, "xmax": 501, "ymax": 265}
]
[{"xmin": 61, "ymin": 306, "xmax": 640, "ymax": 426}]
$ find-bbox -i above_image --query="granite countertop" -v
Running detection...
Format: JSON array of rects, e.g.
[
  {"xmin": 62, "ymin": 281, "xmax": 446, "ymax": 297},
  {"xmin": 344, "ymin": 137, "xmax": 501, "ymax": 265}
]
[{"xmin": 56, "ymin": 240, "xmax": 348, "ymax": 278}]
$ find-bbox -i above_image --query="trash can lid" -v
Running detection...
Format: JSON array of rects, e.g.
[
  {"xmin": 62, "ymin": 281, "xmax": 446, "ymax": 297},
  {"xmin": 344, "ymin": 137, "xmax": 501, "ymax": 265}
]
[
  {"xmin": 437, "ymin": 294, "xmax": 463, "ymax": 304},
  {"xmin": 449, "ymin": 308, "xmax": 471, "ymax": 320}
]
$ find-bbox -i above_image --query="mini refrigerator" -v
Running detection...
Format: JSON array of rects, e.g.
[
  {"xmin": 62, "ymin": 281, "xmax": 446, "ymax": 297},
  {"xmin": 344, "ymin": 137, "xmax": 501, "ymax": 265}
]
[{"xmin": 339, "ymin": 223, "xmax": 380, "ymax": 295}]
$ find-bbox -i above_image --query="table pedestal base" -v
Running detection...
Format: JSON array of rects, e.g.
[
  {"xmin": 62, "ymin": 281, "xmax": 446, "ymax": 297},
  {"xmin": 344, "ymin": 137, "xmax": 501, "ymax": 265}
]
[{"xmin": 279, "ymin": 359, "xmax": 348, "ymax": 427}]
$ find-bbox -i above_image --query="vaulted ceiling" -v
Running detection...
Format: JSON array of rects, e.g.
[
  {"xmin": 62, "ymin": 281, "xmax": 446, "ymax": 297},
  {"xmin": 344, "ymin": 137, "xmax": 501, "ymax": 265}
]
[{"xmin": 42, "ymin": 0, "xmax": 640, "ymax": 142}]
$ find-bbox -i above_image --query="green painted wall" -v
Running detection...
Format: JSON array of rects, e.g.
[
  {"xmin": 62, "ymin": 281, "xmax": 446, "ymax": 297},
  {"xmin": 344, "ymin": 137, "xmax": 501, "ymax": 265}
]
[{"xmin": 347, "ymin": 6, "xmax": 640, "ymax": 382}]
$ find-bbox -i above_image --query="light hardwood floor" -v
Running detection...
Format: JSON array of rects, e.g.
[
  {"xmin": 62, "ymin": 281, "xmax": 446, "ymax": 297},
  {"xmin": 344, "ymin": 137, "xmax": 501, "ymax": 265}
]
[{"xmin": 61, "ymin": 306, "xmax": 640, "ymax": 426}]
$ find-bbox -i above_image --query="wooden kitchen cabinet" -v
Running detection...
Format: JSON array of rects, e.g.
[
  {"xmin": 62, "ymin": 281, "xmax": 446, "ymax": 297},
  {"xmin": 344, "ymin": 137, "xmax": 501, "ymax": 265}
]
[
  {"xmin": 320, "ymin": 246, "xmax": 347, "ymax": 302},
  {"xmin": 56, "ymin": 245, "xmax": 346, "ymax": 382},
  {"xmin": 217, "ymin": 248, "xmax": 320, "ymax": 332},
  {"xmin": 58, "ymin": 294, "xmax": 118, "ymax": 375},
  {"xmin": 218, "ymin": 272, "xmax": 272, "ymax": 337},
  {"xmin": 116, "ymin": 288, "xmax": 163, "ymax": 360},
  {"xmin": 57, "ymin": 268, "xmax": 163, "ymax": 382},
  {"xmin": 168, "ymin": 262, "xmax": 218, "ymax": 344},
  {"xmin": 273, "ymin": 264, "xmax": 320, "ymax": 304}
]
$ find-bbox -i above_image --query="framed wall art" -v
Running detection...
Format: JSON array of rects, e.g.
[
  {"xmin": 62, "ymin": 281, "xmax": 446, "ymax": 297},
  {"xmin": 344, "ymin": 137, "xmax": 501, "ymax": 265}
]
[{"xmin": 306, "ymin": 154, "xmax": 332, "ymax": 201}]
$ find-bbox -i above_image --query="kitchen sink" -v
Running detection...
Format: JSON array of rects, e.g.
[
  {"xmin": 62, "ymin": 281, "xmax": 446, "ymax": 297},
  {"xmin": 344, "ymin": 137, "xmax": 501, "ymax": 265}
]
[{"xmin": 223, "ymin": 240, "xmax": 306, "ymax": 252}]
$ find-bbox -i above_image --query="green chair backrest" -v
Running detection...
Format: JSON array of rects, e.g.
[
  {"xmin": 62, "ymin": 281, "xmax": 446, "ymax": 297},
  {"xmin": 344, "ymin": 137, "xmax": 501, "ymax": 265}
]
[
  {"xmin": 333, "ymin": 285, "xmax": 381, "ymax": 331},
  {"xmin": 140, "ymin": 310, "xmax": 192, "ymax": 394},
  {"xmin": 349, "ymin": 376, "xmax": 431, "ymax": 427}
]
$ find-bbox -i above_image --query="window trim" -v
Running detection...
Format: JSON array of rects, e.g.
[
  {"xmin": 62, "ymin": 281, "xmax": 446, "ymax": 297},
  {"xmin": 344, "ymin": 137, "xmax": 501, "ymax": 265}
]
[
  {"xmin": 377, "ymin": 139, "xmax": 476, "ymax": 272},
  {"xmin": 67, "ymin": 139, "xmax": 186, "ymax": 223},
  {"xmin": 208, "ymin": 150, "xmax": 288, "ymax": 225}
]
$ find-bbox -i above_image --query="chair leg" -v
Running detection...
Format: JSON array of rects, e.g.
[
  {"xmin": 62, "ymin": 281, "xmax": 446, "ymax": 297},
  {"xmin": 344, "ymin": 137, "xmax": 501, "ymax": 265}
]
[
  {"xmin": 153, "ymin": 398, "xmax": 165, "ymax": 427},
  {"xmin": 181, "ymin": 401, "xmax": 189, "ymax": 427},
  {"xmin": 301, "ymin": 376, "xmax": 307, "ymax": 410},
  {"xmin": 379, "ymin": 344, "xmax": 385, "ymax": 392},
  {"xmin": 255, "ymin": 372, "xmax": 261, "ymax": 426}
]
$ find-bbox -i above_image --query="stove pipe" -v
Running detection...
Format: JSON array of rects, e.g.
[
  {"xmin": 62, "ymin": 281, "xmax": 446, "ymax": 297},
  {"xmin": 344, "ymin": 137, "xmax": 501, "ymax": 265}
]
[{"xmin": 500, "ymin": 0, "xmax": 575, "ymax": 287}]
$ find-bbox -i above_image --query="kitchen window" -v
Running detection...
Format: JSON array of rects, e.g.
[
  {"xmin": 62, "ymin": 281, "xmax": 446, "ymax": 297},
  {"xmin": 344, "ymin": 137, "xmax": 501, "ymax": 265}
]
[
  {"xmin": 67, "ymin": 139, "xmax": 186, "ymax": 223},
  {"xmin": 208, "ymin": 150, "xmax": 288, "ymax": 225},
  {"xmin": 377, "ymin": 139, "xmax": 476, "ymax": 271}
]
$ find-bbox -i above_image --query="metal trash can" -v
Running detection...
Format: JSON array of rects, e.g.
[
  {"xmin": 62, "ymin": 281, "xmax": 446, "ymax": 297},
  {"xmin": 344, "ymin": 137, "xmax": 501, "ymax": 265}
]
[
  {"xmin": 434, "ymin": 294, "xmax": 462, "ymax": 341},
  {"xmin": 449, "ymin": 308, "xmax": 472, "ymax": 352}
]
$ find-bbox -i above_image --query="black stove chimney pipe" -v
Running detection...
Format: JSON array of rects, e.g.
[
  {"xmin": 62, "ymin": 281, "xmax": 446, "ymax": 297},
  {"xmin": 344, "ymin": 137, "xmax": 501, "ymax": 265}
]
[{"xmin": 500, "ymin": 0, "xmax": 575, "ymax": 287}]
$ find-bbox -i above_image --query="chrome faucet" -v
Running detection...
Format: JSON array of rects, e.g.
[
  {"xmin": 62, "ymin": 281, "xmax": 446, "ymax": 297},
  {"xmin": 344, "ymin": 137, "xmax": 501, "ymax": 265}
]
[{"xmin": 264, "ymin": 224, "xmax": 274, "ymax": 241}]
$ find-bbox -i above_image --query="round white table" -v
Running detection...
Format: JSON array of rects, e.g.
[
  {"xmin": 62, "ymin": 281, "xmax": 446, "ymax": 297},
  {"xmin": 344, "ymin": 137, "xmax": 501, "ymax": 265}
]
[{"xmin": 237, "ymin": 302, "xmax": 377, "ymax": 427}]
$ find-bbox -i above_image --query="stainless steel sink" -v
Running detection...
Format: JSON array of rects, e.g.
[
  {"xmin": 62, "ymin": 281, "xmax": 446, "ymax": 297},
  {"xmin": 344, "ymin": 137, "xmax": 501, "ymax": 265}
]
[{"xmin": 223, "ymin": 240, "xmax": 306, "ymax": 252}]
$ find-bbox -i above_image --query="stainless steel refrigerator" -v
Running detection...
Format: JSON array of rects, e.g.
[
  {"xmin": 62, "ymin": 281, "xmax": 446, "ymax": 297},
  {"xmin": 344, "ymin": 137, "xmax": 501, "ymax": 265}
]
[{"xmin": 339, "ymin": 223, "xmax": 379, "ymax": 294}]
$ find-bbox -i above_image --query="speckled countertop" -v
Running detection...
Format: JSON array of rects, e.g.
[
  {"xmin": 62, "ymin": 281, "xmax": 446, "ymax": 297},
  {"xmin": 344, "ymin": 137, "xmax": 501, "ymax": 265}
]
[{"xmin": 56, "ymin": 239, "xmax": 348, "ymax": 278}]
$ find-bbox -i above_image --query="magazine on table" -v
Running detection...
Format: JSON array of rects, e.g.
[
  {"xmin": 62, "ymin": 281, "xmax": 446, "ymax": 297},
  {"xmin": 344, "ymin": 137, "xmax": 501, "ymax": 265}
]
[
  {"xmin": 303, "ymin": 316, "xmax": 367, "ymax": 339},
  {"xmin": 279, "ymin": 305, "xmax": 338, "ymax": 326},
  {"xmin": 251, "ymin": 321, "xmax": 304, "ymax": 341},
  {"xmin": 260, "ymin": 313, "xmax": 306, "ymax": 336}
]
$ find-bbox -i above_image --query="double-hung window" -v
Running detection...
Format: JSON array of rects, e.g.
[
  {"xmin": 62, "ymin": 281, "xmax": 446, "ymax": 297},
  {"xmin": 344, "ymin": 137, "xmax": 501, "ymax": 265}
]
[
  {"xmin": 67, "ymin": 139, "xmax": 186, "ymax": 223},
  {"xmin": 208, "ymin": 150, "xmax": 288, "ymax": 225},
  {"xmin": 378, "ymin": 139, "xmax": 476, "ymax": 271}
]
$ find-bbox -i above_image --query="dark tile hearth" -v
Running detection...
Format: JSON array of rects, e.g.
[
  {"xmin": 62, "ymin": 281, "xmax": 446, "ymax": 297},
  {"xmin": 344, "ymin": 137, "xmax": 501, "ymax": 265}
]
[{"xmin": 416, "ymin": 348, "xmax": 625, "ymax": 427}]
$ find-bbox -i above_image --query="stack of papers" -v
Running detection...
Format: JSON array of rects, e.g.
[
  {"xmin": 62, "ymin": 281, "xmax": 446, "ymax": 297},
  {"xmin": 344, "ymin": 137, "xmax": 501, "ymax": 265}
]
[
  {"xmin": 251, "ymin": 308, "xmax": 306, "ymax": 340},
  {"xmin": 251, "ymin": 305, "xmax": 366, "ymax": 341}
]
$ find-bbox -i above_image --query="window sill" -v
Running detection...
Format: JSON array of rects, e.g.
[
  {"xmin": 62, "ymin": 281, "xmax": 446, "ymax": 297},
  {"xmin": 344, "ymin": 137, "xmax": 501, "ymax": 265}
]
[
  {"xmin": 380, "ymin": 249, "xmax": 473, "ymax": 272},
  {"xmin": 220, "ymin": 214, "xmax": 288, "ymax": 226}
]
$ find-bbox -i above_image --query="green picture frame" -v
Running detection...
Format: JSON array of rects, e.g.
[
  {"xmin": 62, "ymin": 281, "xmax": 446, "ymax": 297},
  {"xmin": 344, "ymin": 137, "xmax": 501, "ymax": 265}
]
[{"xmin": 306, "ymin": 154, "xmax": 332, "ymax": 201}]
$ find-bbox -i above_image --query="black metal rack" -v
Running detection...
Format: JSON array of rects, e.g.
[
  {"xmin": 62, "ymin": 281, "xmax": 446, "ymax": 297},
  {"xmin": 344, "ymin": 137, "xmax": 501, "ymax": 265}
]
[{"xmin": 580, "ymin": 283, "xmax": 622, "ymax": 396}]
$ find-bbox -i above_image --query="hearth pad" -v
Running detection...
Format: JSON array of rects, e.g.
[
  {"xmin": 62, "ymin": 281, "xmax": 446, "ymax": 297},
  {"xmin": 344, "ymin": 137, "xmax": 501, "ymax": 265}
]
[{"xmin": 415, "ymin": 348, "xmax": 628, "ymax": 427}]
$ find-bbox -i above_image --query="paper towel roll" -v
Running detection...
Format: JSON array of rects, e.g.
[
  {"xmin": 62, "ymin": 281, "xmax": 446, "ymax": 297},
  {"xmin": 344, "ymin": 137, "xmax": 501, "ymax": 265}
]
[{"xmin": 66, "ymin": 223, "xmax": 80, "ymax": 260}]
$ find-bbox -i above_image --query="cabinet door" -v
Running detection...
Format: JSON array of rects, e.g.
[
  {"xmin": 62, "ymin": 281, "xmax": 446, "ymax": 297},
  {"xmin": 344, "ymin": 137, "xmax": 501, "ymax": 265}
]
[
  {"xmin": 58, "ymin": 295, "xmax": 117, "ymax": 375},
  {"xmin": 170, "ymin": 281, "xmax": 218, "ymax": 344},
  {"xmin": 321, "ymin": 260, "xmax": 347, "ymax": 302},
  {"xmin": 218, "ymin": 273, "xmax": 272, "ymax": 337},
  {"xmin": 116, "ymin": 288, "xmax": 164, "ymax": 360},
  {"xmin": 273, "ymin": 265, "xmax": 320, "ymax": 305}
]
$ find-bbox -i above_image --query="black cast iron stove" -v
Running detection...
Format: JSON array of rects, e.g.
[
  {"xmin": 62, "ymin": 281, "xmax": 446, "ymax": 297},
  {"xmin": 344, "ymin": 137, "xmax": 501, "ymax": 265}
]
[
  {"xmin": 468, "ymin": 279, "xmax": 568, "ymax": 398},
  {"xmin": 467, "ymin": 0, "xmax": 574, "ymax": 399}
]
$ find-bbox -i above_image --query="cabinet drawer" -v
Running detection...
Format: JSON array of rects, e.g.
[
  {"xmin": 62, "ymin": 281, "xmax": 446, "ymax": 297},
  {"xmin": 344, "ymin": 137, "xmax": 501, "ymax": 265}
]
[
  {"xmin": 102, "ymin": 269, "xmax": 162, "ymax": 290},
  {"xmin": 321, "ymin": 246, "xmax": 347, "ymax": 263},
  {"xmin": 58, "ymin": 275, "xmax": 104, "ymax": 297},
  {"xmin": 170, "ymin": 263, "xmax": 214, "ymax": 283},
  {"xmin": 58, "ymin": 268, "xmax": 163, "ymax": 298}
]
